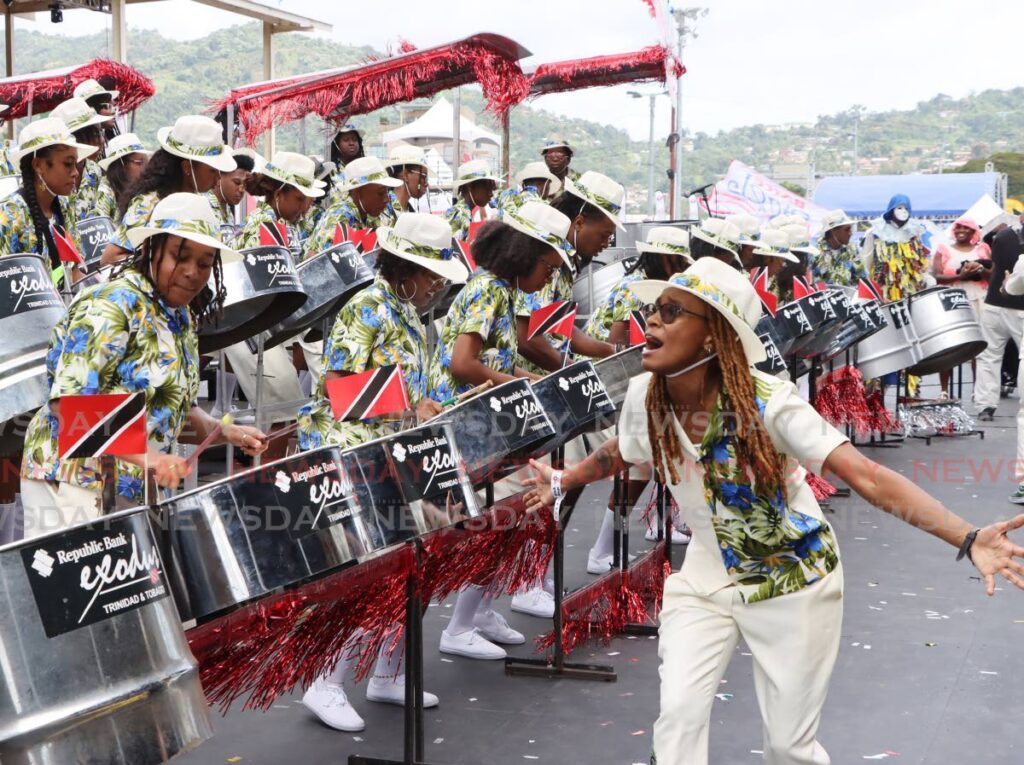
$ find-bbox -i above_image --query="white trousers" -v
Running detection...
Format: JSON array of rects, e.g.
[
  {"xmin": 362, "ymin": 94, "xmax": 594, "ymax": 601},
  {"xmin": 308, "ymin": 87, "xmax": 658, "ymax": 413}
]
[
  {"xmin": 20, "ymin": 478, "xmax": 102, "ymax": 541},
  {"xmin": 224, "ymin": 341, "xmax": 303, "ymax": 424},
  {"xmin": 654, "ymin": 565, "xmax": 844, "ymax": 765},
  {"xmin": 973, "ymin": 305, "xmax": 1024, "ymax": 411}
]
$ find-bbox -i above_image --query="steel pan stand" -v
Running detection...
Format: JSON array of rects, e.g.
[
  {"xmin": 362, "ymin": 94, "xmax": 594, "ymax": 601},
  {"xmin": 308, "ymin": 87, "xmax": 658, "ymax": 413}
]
[
  {"xmin": 504, "ymin": 445, "xmax": 617, "ymax": 682},
  {"xmin": 349, "ymin": 539, "xmax": 444, "ymax": 765}
]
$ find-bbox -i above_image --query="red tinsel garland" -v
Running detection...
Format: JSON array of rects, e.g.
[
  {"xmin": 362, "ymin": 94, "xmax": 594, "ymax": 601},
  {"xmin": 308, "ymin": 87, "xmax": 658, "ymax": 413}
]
[
  {"xmin": 814, "ymin": 365, "xmax": 874, "ymax": 438},
  {"xmin": 528, "ymin": 45, "xmax": 683, "ymax": 98},
  {"xmin": 865, "ymin": 387, "xmax": 899, "ymax": 433},
  {"xmin": 536, "ymin": 541, "xmax": 669, "ymax": 654},
  {"xmin": 0, "ymin": 58, "xmax": 155, "ymax": 119},
  {"xmin": 806, "ymin": 472, "xmax": 838, "ymax": 502},
  {"xmin": 220, "ymin": 39, "xmax": 529, "ymax": 145}
]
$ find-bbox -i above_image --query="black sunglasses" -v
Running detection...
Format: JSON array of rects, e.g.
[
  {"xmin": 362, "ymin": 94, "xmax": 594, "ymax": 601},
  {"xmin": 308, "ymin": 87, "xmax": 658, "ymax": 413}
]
[{"xmin": 642, "ymin": 301, "xmax": 707, "ymax": 325}]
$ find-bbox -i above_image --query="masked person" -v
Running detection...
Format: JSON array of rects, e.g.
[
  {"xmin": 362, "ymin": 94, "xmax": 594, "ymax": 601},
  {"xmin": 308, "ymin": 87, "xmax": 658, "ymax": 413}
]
[
  {"xmin": 50, "ymin": 97, "xmax": 109, "ymax": 223},
  {"xmin": 526, "ymin": 256, "xmax": 1024, "ymax": 765},
  {"xmin": 812, "ymin": 209, "xmax": 866, "ymax": 286},
  {"xmin": 101, "ymin": 115, "xmax": 236, "ymax": 265},
  {"xmin": 861, "ymin": 193, "xmax": 929, "ymax": 302},
  {"xmin": 444, "ymin": 159, "xmax": 500, "ymax": 242}
]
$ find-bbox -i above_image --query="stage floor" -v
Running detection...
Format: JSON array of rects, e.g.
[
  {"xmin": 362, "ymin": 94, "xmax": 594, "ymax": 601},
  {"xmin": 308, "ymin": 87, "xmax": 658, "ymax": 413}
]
[{"xmin": 177, "ymin": 397, "xmax": 1024, "ymax": 765}]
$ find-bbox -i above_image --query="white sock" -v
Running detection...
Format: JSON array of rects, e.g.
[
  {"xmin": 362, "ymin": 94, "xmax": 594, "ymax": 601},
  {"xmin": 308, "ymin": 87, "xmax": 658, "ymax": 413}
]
[
  {"xmin": 323, "ymin": 636, "xmax": 360, "ymax": 686},
  {"xmin": 373, "ymin": 637, "xmax": 405, "ymax": 681},
  {"xmin": 590, "ymin": 508, "xmax": 617, "ymax": 559},
  {"xmin": 448, "ymin": 585, "xmax": 486, "ymax": 635}
]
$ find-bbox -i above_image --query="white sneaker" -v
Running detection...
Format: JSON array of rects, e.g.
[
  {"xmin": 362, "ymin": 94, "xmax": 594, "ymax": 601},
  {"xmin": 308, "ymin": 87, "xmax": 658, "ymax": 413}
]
[
  {"xmin": 645, "ymin": 525, "xmax": 692, "ymax": 545},
  {"xmin": 439, "ymin": 628, "xmax": 507, "ymax": 660},
  {"xmin": 302, "ymin": 681, "xmax": 365, "ymax": 732},
  {"xmin": 510, "ymin": 588, "xmax": 555, "ymax": 619},
  {"xmin": 471, "ymin": 608, "xmax": 526, "ymax": 644},
  {"xmin": 366, "ymin": 675, "xmax": 439, "ymax": 709},
  {"xmin": 586, "ymin": 550, "xmax": 635, "ymax": 574}
]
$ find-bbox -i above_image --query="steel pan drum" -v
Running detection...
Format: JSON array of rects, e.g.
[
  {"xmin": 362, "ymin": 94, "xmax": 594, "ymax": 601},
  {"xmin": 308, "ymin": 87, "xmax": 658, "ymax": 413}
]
[
  {"xmin": 792, "ymin": 290, "xmax": 849, "ymax": 358},
  {"xmin": 77, "ymin": 215, "xmax": 115, "ymax": 268},
  {"xmin": 774, "ymin": 300, "xmax": 815, "ymax": 354},
  {"xmin": 439, "ymin": 378, "xmax": 556, "ymax": 486},
  {"xmin": 856, "ymin": 299, "xmax": 919, "ymax": 379},
  {"xmin": 756, "ymin": 314, "xmax": 796, "ymax": 358},
  {"xmin": 592, "ymin": 345, "xmax": 644, "ymax": 408},
  {"xmin": 0, "ymin": 507, "xmax": 212, "ymax": 763},
  {"xmin": 72, "ymin": 261, "xmax": 115, "ymax": 297},
  {"xmin": 0, "ymin": 255, "xmax": 66, "ymax": 424},
  {"xmin": 198, "ymin": 245, "xmax": 307, "ymax": 354},
  {"xmin": 906, "ymin": 287, "xmax": 987, "ymax": 376},
  {"xmin": 572, "ymin": 260, "xmax": 633, "ymax": 320},
  {"xmin": 263, "ymin": 242, "xmax": 374, "ymax": 348},
  {"xmin": 756, "ymin": 330, "xmax": 787, "ymax": 376},
  {"xmin": 530, "ymin": 361, "xmax": 617, "ymax": 451}
]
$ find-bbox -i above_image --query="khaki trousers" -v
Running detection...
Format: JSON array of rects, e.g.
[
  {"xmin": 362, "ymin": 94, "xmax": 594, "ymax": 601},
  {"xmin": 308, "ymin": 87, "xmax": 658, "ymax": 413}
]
[{"xmin": 20, "ymin": 478, "xmax": 102, "ymax": 540}]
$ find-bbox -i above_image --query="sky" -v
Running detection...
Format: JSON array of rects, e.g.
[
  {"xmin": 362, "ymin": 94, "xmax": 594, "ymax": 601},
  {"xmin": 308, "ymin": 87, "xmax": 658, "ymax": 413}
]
[{"xmin": 17, "ymin": 0, "xmax": 1024, "ymax": 140}]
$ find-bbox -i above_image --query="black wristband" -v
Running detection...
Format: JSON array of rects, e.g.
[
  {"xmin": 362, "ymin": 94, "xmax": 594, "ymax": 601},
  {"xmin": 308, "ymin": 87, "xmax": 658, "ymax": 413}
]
[{"xmin": 956, "ymin": 528, "xmax": 980, "ymax": 562}]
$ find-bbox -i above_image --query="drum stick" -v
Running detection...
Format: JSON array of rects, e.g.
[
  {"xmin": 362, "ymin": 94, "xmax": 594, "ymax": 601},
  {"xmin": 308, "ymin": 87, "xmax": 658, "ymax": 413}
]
[
  {"xmin": 186, "ymin": 414, "xmax": 234, "ymax": 466},
  {"xmin": 444, "ymin": 379, "xmax": 494, "ymax": 407}
]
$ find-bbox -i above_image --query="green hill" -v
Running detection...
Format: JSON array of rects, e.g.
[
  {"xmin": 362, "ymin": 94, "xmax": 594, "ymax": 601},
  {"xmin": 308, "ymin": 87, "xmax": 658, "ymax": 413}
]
[{"xmin": 7, "ymin": 23, "xmax": 1024, "ymax": 210}]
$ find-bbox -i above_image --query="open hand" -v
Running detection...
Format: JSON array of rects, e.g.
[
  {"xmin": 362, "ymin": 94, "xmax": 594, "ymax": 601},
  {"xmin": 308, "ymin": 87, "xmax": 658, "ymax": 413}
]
[
  {"xmin": 523, "ymin": 458, "xmax": 556, "ymax": 513},
  {"xmin": 970, "ymin": 514, "xmax": 1024, "ymax": 595}
]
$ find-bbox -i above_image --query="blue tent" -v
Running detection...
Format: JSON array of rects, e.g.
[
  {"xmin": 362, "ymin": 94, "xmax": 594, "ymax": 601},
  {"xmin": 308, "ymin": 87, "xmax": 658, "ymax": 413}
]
[{"xmin": 812, "ymin": 173, "xmax": 1002, "ymax": 219}]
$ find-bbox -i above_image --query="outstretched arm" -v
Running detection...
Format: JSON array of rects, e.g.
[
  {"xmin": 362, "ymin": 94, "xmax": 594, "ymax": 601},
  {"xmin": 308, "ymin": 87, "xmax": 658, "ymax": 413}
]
[
  {"xmin": 824, "ymin": 442, "xmax": 1024, "ymax": 595},
  {"xmin": 524, "ymin": 437, "xmax": 630, "ymax": 511}
]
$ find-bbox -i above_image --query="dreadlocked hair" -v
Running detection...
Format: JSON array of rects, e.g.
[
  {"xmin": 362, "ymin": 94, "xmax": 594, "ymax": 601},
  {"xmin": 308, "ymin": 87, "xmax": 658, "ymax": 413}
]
[
  {"xmin": 112, "ymin": 233, "xmax": 227, "ymax": 328},
  {"xmin": 118, "ymin": 148, "xmax": 185, "ymax": 217},
  {"xmin": 644, "ymin": 309, "xmax": 788, "ymax": 503},
  {"xmin": 19, "ymin": 149, "xmax": 58, "ymax": 261}
]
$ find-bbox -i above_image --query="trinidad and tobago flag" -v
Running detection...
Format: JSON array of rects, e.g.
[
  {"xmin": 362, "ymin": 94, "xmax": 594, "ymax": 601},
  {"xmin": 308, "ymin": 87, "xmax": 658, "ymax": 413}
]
[
  {"xmin": 527, "ymin": 300, "xmax": 577, "ymax": 341},
  {"xmin": 455, "ymin": 239, "xmax": 477, "ymax": 271},
  {"xmin": 792, "ymin": 275, "xmax": 815, "ymax": 300},
  {"xmin": 58, "ymin": 393, "xmax": 147, "ymax": 459},
  {"xmin": 751, "ymin": 267, "xmax": 777, "ymax": 317},
  {"xmin": 51, "ymin": 223, "xmax": 83, "ymax": 264},
  {"xmin": 331, "ymin": 222, "xmax": 377, "ymax": 253},
  {"xmin": 259, "ymin": 221, "xmax": 289, "ymax": 248},
  {"xmin": 332, "ymin": 222, "xmax": 350, "ymax": 247},
  {"xmin": 628, "ymin": 310, "xmax": 647, "ymax": 346},
  {"xmin": 857, "ymin": 277, "xmax": 884, "ymax": 302},
  {"xmin": 326, "ymin": 364, "xmax": 410, "ymax": 422}
]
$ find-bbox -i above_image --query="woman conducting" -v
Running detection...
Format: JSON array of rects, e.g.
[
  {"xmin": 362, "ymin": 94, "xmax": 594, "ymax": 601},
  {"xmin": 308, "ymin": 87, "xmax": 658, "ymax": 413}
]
[
  {"xmin": 297, "ymin": 212, "xmax": 467, "ymax": 732},
  {"xmin": 19, "ymin": 193, "xmax": 267, "ymax": 538},
  {"xmin": 526, "ymin": 257, "xmax": 1024, "ymax": 765}
]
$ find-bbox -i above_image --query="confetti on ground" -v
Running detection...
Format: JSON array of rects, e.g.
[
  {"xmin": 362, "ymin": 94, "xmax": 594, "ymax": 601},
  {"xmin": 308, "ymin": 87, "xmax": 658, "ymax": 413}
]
[
  {"xmin": 469, "ymin": 697, "xmax": 477, "ymax": 702},
  {"xmin": 433, "ymin": 738, "xmax": 444, "ymax": 744},
  {"xmin": 601, "ymin": 721, "xmax": 613, "ymax": 727},
  {"xmin": 855, "ymin": 537, "xmax": 868, "ymax": 541},
  {"xmin": 751, "ymin": 750, "xmax": 764, "ymax": 755},
  {"xmin": 620, "ymin": 692, "xmax": 634, "ymax": 697},
  {"xmin": 631, "ymin": 730, "xmax": 646, "ymax": 736},
  {"xmin": 862, "ymin": 752, "xmax": 900, "ymax": 759},
  {"xmin": 607, "ymin": 651, "xmax": 620, "ymax": 656},
  {"xmin": 901, "ymin": 592, "xmax": 917, "ymax": 597},
  {"xmin": 868, "ymin": 582, "xmax": 879, "ymax": 587},
  {"xmin": 227, "ymin": 759, "xmax": 242, "ymax": 764},
  {"xmin": 980, "ymin": 670, "xmax": 998, "ymax": 675},
  {"xmin": 714, "ymin": 693, "xmax": 734, "ymax": 701},
  {"xmin": 440, "ymin": 658, "xmax": 454, "ymax": 663},
  {"xmin": 353, "ymin": 737, "xmax": 363, "ymax": 742},
  {"xmin": 741, "ymin": 652, "xmax": 752, "ymax": 656},
  {"xmin": 869, "ymin": 606, "xmax": 884, "ymax": 611},
  {"xmin": 926, "ymin": 643, "xmax": 937, "ymax": 647},
  {"xmin": 524, "ymin": 756, "xmax": 539, "ymax": 760},
  {"xmin": 852, "ymin": 642, "xmax": 861, "ymax": 647}
]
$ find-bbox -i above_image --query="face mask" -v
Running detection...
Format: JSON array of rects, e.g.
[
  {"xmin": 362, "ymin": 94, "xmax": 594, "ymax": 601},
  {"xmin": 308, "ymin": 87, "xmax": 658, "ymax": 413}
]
[
  {"xmin": 665, "ymin": 351, "xmax": 718, "ymax": 379},
  {"xmin": 892, "ymin": 206, "xmax": 910, "ymax": 223}
]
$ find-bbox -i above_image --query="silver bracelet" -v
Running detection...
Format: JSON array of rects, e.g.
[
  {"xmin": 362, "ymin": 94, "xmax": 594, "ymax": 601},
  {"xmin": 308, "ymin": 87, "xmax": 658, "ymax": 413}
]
[{"xmin": 550, "ymin": 470, "xmax": 564, "ymax": 526}]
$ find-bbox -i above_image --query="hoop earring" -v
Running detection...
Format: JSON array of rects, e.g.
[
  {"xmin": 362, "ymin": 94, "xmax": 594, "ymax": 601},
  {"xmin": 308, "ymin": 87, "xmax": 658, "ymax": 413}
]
[{"xmin": 397, "ymin": 280, "xmax": 417, "ymax": 302}]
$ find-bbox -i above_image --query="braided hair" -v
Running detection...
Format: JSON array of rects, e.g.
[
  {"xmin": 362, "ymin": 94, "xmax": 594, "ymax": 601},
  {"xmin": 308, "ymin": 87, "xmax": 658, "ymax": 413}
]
[
  {"xmin": 112, "ymin": 232, "xmax": 227, "ymax": 328},
  {"xmin": 18, "ymin": 148, "xmax": 63, "ymax": 271},
  {"xmin": 117, "ymin": 148, "xmax": 185, "ymax": 218},
  {"xmin": 644, "ymin": 309, "xmax": 787, "ymax": 502}
]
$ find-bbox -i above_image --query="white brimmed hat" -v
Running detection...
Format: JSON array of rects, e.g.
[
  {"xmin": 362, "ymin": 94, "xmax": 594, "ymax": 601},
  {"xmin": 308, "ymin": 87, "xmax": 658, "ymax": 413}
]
[
  {"xmin": 752, "ymin": 228, "xmax": 799, "ymax": 263},
  {"xmin": 564, "ymin": 170, "xmax": 625, "ymax": 231},
  {"xmin": 73, "ymin": 78, "xmax": 119, "ymax": 102},
  {"xmin": 128, "ymin": 192, "xmax": 242, "ymax": 264},
  {"xmin": 14, "ymin": 117, "xmax": 97, "ymax": 162},
  {"xmin": 541, "ymin": 137, "xmax": 573, "ymax": 155},
  {"xmin": 453, "ymin": 159, "xmax": 502, "ymax": 190},
  {"xmin": 691, "ymin": 217, "xmax": 743, "ymax": 261},
  {"xmin": 500, "ymin": 200, "xmax": 574, "ymax": 269},
  {"xmin": 50, "ymin": 97, "xmax": 107, "ymax": 135},
  {"xmin": 820, "ymin": 209, "xmax": 858, "ymax": 233},
  {"xmin": 636, "ymin": 226, "xmax": 693, "ymax": 262},
  {"xmin": 261, "ymin": 151, "xmax": 325, "ymax": 198},
  {"xmin": 515, "ymin": 161, "xmax": 561, "ymax": 194},
  {"xmin": 98, "ymin": 132, "xmax": 150, "ymax": 171},
  {"xmin": 726, "ymin": 213, "xmax": 761, "ymax": 247},
  {"xmin": 157, "ymin": 115, "xmax": 236, "ymax": 173},
  {"xmin": 340, "ymin": 156, "xmax": 403, "ymax": 191},
  {"xmin": 769, "ymin": 215, "xmax": 820, "ymax": 257},
  {"xmin": 384, "ymin": 145, "xmax": 428, "ymax": 171},
  {"xmin": 336, "ymin": 121, "xmax": 361, "ymax": 136},
  {"xmin": 628, "ymin": 257, "xmax": 766, "ymax": 364},
  {"xmin": 377, "ymin": 213, "xmax": 469, "ymax": 284}
]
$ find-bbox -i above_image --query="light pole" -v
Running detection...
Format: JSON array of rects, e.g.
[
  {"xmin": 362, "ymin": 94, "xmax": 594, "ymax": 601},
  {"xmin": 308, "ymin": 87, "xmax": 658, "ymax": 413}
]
[
  {"xmin": 671, "ymin": 6, "xmax": 707, "ymax": 219},
  {"xmin": 629, "ymin": 89, "xmax": 667, "ymax": 220}
]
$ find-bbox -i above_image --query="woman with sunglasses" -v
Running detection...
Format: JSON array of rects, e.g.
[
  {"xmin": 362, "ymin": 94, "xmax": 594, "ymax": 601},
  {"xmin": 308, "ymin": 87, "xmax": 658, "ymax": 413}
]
[
  {"xmin": 296, "ymin": 213, "xmax": 467, "ymax": 733},
  {"xmin": 384, "ymin": 146, "xmax": 430, "ymax": 215},
  {"xmin": 526, "ymin": 257, "xmax": 1024, "ymax": 765},
  {"xmin": 427, "ymin": 201, "xmax": 573, "ymax": 661}
]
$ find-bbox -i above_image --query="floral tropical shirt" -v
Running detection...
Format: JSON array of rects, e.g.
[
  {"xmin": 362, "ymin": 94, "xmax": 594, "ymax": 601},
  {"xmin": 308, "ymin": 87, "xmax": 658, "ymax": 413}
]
[
  {"xmin": 109, "ymin": 190, "xmax": 159, "ymax": 252},
  {"xmin": 297, "ymin": 276, "xmax": 427, "ymax": 450},
  {"xmin": 0, "ymin": 139, "xmax": 16, "ymax": 177},
  {"xmin": 234, "ymin": 200, "xmax": 303, "ymax": 255},
  {"xmin": 697, "ymin": 375, "xmax": 840, "ymax": 603},
  {"xmin": 0, "ymin": 192, "xmax": 82, "ymax": 285},
  {"xmin": 304, "ymin": 194, "xmax": 395, "ymax": 260},
  {"xmin": 91, "ymin": 175, "xmax": 119, "ymax": 223},
  {"xmin": 582, "ymin": 270, "xmax": 644, "ymax": 343},
  {"xmin": 444, "ymin": 196, "xmax": 497, "ymax": 242},
  {"xmin": 811, "ymin": 236, "xmax": 867, "ymax": 287},
  {"xmin": 429, "ymin": 271, "xmax": 517, "ymax": 401},
  {"xmin": 515, "ymin": 267, "xmax": 575, "ymax": 374},
  {"xmin": 20, "ymin": 269, "xmax": 199, "ymax": 502},
  {"xmin": 71, "ymin": 159, "xmax": 104, "ymax": 223},
  {"xmin": 495, "ymin": 186, "xmax": 546, "ymax": 213}
]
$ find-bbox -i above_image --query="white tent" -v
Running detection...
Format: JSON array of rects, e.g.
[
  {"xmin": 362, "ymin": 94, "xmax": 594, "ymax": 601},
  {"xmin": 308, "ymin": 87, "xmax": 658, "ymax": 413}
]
[{"xmin": 382, "ymin": 97, "xmax": 501, "ymax": 146}]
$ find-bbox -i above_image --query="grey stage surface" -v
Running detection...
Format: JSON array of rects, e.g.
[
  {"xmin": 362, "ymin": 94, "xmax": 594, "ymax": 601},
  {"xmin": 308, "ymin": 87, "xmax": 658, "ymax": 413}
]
[{"xmin": 177, "ymin": 405, "xmax": 1024, "ymax": 765}]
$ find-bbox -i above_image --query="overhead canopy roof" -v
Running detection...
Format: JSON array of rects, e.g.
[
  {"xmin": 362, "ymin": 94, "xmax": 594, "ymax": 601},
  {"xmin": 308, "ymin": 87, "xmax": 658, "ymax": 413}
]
[
  {"xmin": 0, "ymin": 59, "xmax": 155, "ymax": 118},
  {"xmin": 812, "ymin": 173, "xmax": 1004, "ymax": 218},
  {"xmin": 382, "ymin": 97, "xmax": 500, "ymax": 145},
  {"xmin": 213, "ymin": 33, "xmax": 531, "ymax": 144},
  {"xmin": 527, "ymin": 45, "xmax": 683, "ymax": 98}
]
